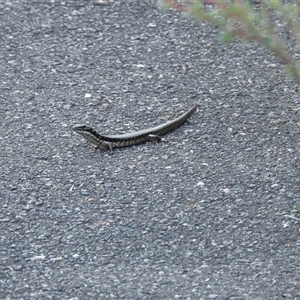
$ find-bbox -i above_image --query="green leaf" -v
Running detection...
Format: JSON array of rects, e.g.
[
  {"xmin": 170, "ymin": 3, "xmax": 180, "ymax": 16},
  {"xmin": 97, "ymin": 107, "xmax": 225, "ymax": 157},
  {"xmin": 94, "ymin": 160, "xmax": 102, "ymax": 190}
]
[
  {"xmin": 219, "ymin": 31, "xmax": 236, "ymax": 43},
  {"xmin": 190, "ymin": 1, "xmax": 201, "ymax": 15},
  {"xmin": 269, "ymin": 0, "xmax": 281, "ymax": 10},
  {"xmin": 284, "ymin": 64, "xmax": 300, "ymax": 81}
]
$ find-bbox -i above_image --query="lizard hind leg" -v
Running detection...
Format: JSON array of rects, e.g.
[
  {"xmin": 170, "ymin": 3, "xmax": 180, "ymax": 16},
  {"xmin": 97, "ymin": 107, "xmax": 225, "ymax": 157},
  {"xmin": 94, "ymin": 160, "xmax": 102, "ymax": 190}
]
[
  {"xmin": 147, "ymin": 134, "xmax": 162, "ymax": 142},
  {"xmin": 147, "ymin": 134, "xmax": 175, "ymax": 143}
]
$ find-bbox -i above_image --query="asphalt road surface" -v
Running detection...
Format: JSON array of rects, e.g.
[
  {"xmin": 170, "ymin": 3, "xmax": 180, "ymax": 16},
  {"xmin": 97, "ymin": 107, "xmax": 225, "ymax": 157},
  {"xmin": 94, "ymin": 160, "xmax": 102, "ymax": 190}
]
[{"xmin": 0, "ymin": 1, "xmax": 299, "ymax": 299}]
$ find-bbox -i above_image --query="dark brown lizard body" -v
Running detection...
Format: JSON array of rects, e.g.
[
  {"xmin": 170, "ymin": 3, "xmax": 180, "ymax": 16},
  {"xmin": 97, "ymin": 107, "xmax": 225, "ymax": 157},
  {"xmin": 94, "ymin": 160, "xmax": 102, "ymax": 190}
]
[{"xmin": 73, "ymin": 105, "xmax": 198, "ymax": 153}]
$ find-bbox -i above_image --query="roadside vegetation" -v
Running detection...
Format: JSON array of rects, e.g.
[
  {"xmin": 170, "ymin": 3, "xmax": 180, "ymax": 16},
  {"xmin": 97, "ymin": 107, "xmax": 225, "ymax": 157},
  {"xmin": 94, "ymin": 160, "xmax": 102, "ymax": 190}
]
[{"xmin": 159, "ymin": 0, "xmax": 300, "ymax": 83}]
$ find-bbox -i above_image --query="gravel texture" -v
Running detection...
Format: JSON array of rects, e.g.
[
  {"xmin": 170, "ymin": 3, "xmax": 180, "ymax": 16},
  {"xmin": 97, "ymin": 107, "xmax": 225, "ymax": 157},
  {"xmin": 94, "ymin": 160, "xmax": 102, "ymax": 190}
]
[{"xmin": 0, "ymin": 0, "xmax": 299, "ymax": 299}]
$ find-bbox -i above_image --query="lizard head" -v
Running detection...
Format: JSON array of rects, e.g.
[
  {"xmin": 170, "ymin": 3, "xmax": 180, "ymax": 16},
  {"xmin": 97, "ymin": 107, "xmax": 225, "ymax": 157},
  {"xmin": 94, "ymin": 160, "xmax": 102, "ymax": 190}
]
[{"xmin": 72, "ymin": 124, "xmax": 103, "ymax": 146}]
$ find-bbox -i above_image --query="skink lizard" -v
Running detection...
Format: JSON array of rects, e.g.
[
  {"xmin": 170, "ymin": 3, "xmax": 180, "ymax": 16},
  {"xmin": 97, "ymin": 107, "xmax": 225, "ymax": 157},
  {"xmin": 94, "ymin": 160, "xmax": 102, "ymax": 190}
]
[{"xmin": 73, "ymin": 105, "xmax": 198, "ymax": 153}]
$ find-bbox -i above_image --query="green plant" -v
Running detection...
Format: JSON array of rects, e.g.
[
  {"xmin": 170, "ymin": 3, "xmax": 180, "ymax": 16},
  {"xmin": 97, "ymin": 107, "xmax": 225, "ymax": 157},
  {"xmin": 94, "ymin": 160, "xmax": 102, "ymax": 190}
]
[{"xmin": 159, "ymin": 0, "xmax": 300, "ymax": 83}]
